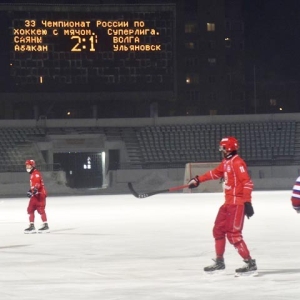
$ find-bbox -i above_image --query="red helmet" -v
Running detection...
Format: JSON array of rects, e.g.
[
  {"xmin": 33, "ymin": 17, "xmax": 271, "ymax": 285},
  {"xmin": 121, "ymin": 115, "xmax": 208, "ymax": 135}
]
[
  {"xmin": 219, "ymin": 136, "xmax": 239, "ymax": 152},
  {"xmin": 25, "ymin": 159, "xmax": 36, "ymax": 167}
]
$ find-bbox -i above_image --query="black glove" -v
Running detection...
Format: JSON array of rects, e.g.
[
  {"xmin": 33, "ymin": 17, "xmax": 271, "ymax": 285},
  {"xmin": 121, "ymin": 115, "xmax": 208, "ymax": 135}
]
[
  {"xmin": 27, "ymin": 190, "xmax": 32, "ymax": 198},
  {"xmin": 32, "ymin": 187, "xmax": 38, "ymax": 195},
  {"xmin": 188, "ymin": 176, "xmax": 200, "ymax": 189},
  {"xmin": 244, "ymin": 202, "xmax": 254, "ymax": 219}
]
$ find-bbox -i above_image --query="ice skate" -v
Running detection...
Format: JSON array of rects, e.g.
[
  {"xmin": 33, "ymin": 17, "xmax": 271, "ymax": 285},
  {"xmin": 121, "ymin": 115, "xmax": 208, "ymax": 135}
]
[
  {"xmin": 38, "ymin": 223, "xmax": 50, "ymax": 233},
  {"xmin": 235, "ymin": 259, "xmax": 258, "ymax": 277},
  {"xmin": 24, "ymin": 223, "xmax": 36, "ymax": 234},
  {"xmin": 204, "ymin": 258, "xmax": 225, "ymax": 274}
]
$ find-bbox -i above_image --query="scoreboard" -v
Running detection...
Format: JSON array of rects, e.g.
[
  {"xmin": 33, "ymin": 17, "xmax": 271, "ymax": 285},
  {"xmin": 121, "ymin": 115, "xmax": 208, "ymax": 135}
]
[{"xmin": 0, "ymin": 4, "xmax": 175, "ymax": 93}]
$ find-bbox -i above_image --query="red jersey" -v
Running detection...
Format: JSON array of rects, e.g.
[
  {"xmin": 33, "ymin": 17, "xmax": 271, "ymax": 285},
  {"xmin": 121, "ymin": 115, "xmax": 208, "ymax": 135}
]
[
  {"xmin": 29, "ymin": 169, "xmax": 47, "ymax": 197},
  {"xmin": 198, "ymin": 154, "xmax": 253, "ymax": 205}
]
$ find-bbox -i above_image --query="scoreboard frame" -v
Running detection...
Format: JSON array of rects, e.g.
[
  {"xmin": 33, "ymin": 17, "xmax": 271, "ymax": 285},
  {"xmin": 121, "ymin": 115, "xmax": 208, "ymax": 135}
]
[{"xmin": 0, "ymin": 3, "xmax": 176, "ymax": 94}]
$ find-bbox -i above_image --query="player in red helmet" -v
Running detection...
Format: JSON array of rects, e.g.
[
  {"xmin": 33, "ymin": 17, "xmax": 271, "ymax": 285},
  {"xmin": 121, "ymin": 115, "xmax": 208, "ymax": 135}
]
[
  {"xmin": 188, "ymin": 136, "xmax": 257, "ymax": 276},
  {"xmin": 25, "ymin": 159, "xmax": 35, "ymax": 170},
  {"xmin": 24, "ymin": 159, "xmax": 49, "ymax": 234},
  {"xmin": 219, "ymin": 136, "xmax": 238, "ymax": 154}
]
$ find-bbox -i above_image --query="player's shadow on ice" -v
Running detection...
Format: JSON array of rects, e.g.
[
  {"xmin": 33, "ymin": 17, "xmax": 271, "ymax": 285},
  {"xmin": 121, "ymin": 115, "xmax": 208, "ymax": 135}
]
[
  {"xmin": 49, "ymin": 228, "xmax": 76, "ymax": 233},
  {"xmin": 0, "ymin": 244, "xmax": 31, "ymax": 249},
  {"xmin": 51, "ymin": 228, "xmax": 115, "ymax": 236},
  {"xmin": 258, "ymin": 269, "xmax": 300, "ymax": 276}
]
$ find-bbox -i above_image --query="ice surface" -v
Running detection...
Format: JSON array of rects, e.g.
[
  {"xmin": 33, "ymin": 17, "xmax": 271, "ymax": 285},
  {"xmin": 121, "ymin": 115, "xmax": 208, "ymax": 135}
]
[{"xmin": 0, "ymin": 190, "xmax": 299, "ymax": 300}]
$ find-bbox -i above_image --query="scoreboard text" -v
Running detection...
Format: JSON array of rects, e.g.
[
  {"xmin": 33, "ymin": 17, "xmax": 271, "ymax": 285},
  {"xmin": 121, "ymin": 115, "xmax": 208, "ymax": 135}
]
[
  {"xmin": 13, "ymin": 19, "xmax": 162, "ymax": 53},
  {"xmin": 0, "ymin": 4, "xmax": 175, "ymax": 92}
]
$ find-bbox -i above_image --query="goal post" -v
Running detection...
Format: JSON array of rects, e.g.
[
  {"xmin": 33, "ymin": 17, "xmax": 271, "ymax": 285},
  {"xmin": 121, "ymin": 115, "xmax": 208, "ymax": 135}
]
[{"xmin": 183, "ymin": 162, "xmax": 223, "ymax": 193}]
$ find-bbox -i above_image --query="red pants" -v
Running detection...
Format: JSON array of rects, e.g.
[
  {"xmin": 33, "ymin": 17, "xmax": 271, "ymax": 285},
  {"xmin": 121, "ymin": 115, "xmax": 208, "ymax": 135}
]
[
  {"xmin": 213, "ymin": 204, "xmax": 251, "ymax": 260},
  {"xmin": 27, "ymin": 194, "xmax": 47, "ymax": 223}
]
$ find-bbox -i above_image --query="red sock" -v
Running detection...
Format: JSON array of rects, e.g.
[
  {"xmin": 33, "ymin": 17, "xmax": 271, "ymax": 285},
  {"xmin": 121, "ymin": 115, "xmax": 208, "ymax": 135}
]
[{"xmin": 215, "ymin": 238, "xmax": 226, "ymax": 259}]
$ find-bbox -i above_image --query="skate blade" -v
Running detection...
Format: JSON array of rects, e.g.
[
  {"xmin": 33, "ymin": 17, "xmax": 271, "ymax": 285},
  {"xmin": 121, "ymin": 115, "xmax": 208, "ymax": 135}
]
[
  {"xmin": 24, "ymin": 231, "xmax": 36, "ymax": 234},
  {"xmin": 204, "ymin": 269, "xmax": 226, "ymax": 275},
  {"xmin": 235, "ymin": 270, "xmax": 258, "ymax": 277},
  {"xmin": 38, "ymin": 230, "xmax": 50, "ymax": 234}
]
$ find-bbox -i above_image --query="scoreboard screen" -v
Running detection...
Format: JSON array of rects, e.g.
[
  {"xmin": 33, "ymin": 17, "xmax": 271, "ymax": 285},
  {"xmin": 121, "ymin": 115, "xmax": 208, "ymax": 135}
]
[{"xmin": 0, "ymin": 4, "xmax": 175, "ymax": 93}]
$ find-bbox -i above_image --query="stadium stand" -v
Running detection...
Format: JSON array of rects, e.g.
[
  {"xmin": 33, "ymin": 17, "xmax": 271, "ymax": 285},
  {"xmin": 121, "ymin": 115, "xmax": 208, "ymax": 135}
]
[
  {"xmin": 0, "ymin": 127, "xmax": 46, "ymax": 171},
  {"xmin": 0, "ymin": 116, "xmax": 300, "ymax": 195},
  {"xmin": 136, "ymin": 121, "xmax": 296, "ymax": 166},
  {"xmin": 0, "ymin": 120, "xmax": 297, "ymax": 172}
]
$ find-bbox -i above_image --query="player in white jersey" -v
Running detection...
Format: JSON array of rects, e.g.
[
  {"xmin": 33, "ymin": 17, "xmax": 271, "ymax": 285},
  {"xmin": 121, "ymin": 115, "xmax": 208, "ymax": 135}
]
[{"xmin": 291, "ymin": 176, "xmax": 300, "ymax": 213}]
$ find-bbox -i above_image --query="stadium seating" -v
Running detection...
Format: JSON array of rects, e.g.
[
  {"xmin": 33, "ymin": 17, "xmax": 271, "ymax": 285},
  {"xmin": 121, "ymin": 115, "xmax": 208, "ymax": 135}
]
[
  {"xmin": 136, "ymin": 121, "xmax": 296, "ymax": 166},
  {"xmin": 0, "ymin": 127, "xmax": 46, "ymax": 171},
  {"xmin": 0, "ymin": 121, "xmax": 296, "ymax": 171}
]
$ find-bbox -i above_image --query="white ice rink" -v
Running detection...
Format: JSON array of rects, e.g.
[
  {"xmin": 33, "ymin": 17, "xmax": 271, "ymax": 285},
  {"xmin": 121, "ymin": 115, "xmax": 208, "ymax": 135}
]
[{"xmin": 0, "ymin": 190, "xmax": 299, "ymax": 300}]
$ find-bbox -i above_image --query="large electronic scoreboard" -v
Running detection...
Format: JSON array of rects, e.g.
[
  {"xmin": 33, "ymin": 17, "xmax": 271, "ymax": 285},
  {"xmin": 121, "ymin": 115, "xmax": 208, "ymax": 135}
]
[{"xmin": 0, "ymin": 4, "xmax": 175, "ymax": 93}]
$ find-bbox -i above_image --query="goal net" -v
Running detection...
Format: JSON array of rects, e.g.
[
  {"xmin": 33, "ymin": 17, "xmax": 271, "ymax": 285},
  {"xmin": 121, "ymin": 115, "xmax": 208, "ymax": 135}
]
[{"xmin": 183, "ymin": 162, "xmax": 223, "ymax": 193}]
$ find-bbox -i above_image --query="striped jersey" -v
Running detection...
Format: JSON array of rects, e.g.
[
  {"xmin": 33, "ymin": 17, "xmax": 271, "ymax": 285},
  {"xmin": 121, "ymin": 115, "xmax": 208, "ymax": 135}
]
[{"xmin": 291, "ymin": 176, "xmax": 300, "ymax": 212}]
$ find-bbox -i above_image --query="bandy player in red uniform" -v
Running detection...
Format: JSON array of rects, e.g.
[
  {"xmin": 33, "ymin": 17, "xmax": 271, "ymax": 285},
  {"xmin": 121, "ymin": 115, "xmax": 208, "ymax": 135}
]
[
  {"xmin": 24, "ymin": 159, "xmax": 50, "ymax": 234},
  {"xmin": 188, "ymin": 136, "xmax": 257, "ymax": 276}
]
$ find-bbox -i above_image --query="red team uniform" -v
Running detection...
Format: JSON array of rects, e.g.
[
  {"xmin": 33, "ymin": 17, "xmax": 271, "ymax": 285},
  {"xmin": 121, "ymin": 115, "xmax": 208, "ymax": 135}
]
[
  {"xmin": 188, "ymin": 136, "xmax": 257, "ymax": 276},
  {"xmin": 24, "ymin": 159, "xmax": 50, "ymax": 234}
]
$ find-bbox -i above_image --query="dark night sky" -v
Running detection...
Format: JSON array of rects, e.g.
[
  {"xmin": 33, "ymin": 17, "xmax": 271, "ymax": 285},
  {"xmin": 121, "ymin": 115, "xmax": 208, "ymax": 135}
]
[{"xmin": 243, "ymin": 0, "xmax": 300, "ymax": 82}]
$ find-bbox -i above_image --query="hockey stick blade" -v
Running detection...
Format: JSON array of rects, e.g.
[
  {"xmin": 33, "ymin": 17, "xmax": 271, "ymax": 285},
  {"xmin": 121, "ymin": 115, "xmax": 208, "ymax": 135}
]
[{"xmin": 128, "ymin": 182, "xmax": 189, "ymax": 199}]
